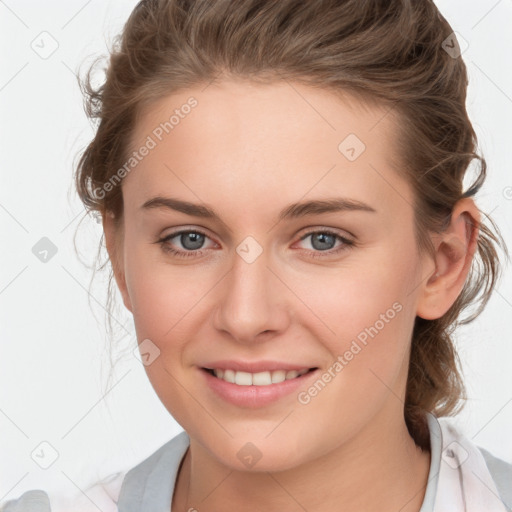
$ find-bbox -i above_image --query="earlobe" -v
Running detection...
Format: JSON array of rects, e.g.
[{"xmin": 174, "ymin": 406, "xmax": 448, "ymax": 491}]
[
  {"xmin": 102, "ymin": 210, "xmax": 133, "ymax": 313},
  {"xmin": 416, "ymin": 199, "xmax": 480, "ymax": 320}
]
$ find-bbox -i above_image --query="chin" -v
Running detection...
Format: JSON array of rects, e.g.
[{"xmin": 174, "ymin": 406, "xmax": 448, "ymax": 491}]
[{"xmin": 205, "ymin": 436, "xmax": 306, "ymax": 473}]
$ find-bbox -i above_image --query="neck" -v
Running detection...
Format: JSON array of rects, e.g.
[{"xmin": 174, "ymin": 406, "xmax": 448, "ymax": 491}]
[{"xmin": 172, "ymin": 412, "xmax": 431, "ymax": 512}]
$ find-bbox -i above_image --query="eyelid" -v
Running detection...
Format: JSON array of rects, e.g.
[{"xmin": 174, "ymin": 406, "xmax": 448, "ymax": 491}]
[{"xmin": 296, "ymin": 225, "xmax": 355, "ymax": 241}]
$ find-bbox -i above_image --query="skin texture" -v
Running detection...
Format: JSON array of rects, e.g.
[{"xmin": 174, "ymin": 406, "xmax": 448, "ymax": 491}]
[{"xmin": 103, "ymin": 79, "xmax": 480, "ymax": 511}]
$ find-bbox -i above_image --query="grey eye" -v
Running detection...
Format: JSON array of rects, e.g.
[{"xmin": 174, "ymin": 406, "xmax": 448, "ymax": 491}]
[
  {"xmin": 309, "ymin": 232, "xmax": 336, "ymax": 251},
  {"xmin": 179, "ymin": 232, "xmax": 205, "ymax": 250}
]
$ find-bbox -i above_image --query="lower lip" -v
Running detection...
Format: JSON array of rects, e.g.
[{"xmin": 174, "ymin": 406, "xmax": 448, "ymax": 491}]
[{"xmin": 200, "ymin": 367, "xmax": 318, "ymax": 408}]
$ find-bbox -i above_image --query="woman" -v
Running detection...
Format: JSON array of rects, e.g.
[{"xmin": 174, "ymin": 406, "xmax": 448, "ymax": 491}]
[{"xmin": 3, "ymin": 0, "xmax": 511, "ymax": 510}]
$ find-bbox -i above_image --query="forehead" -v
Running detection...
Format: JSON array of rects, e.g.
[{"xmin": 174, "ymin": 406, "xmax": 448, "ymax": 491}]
[
  {"xmin": 131, "ymin": 79, "xmax": 395, "ymax": 159},
  {"xmin": 124, "ymin": 79, "xmax": 412, "ymax": 218}
]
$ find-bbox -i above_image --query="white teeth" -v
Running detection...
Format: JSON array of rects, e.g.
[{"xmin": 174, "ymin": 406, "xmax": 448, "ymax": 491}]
[
  {"xmin": 271, "ymin": 370, "xmax": 286, "ymax": 383},
  {"xmin": 223, "ymin": 369, "xmax": 235, "ymax": 383},
  {"xmin": 234, "ymin": 371, "xmax": 252, "ymax": 386},
  {"xmin": 253, "ymin": 371, "xmax": 272, "ymax": 385},
  {"xmin": 211, "ymin": 368, "xmax": 310, "ymax": 386}
]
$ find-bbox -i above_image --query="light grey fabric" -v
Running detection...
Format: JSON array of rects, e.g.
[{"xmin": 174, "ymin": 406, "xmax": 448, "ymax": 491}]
[
  {"xmin": 117, "ymin": 430, "xmax": 189, "ymax": 512},
  {"xmin": 480, "ymin": 447, "xmax": 512, "ymax": 512},
  {"xmin": 0, "ymin": 490, "xmax": 50, "ymax": 512}
]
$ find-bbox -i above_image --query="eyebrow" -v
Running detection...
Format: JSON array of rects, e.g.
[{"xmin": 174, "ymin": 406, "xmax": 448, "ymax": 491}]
[{"xmin": 141, "ymin": 196, "xmax": 376, "ymax": 221}]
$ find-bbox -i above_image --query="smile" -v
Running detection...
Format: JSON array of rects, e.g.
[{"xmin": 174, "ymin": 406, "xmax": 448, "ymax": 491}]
[{"xmin": 204, "ymin": 368, "xmax": 314, "ymax": 386}]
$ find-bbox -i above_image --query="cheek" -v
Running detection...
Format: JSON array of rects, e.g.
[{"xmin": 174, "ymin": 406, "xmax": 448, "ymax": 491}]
[
  {"xmin": 290, "ymin": 264, "xmax": 416, "ymax": 438},
  {"xmin": 292, "ymin": 244, "xmax": 420, "ymax": 397},
  {"xmin": 123, "ymin": 240, "xmax": 221, "ymax": 364},
  {"xmin": 122, "ymin": 250, "xmax": 210, "ymax": 418},
  {"xmin": 126, "ymin": 262, "xmax": 207, "ymax": 340},
  {"xmin": 296, "ymin": 245, "xmax": 417, "ymax": 337}
]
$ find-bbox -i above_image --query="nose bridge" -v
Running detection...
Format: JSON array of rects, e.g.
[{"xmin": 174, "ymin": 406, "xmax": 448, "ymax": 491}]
[{"xmin": 213, "ymin": 240, "xmax": 289, "ymax": 342}]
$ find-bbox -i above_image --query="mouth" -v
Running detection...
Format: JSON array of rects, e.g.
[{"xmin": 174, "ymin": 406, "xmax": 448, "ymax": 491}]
[
  {"xmin": 201, "ymin": 367, "xmax": 318, "ymax": 386},
  {"xmin": 200, "ymin": 365, "xmax": 321, "ymax": 408}
]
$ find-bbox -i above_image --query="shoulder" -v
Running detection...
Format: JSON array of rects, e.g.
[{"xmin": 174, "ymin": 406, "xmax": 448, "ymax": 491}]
[
  {"xmin": 0, "ymin": 490, "xmax": 50, "ymax": 512},
  {"xmin": 0, "ymin": 470, "xmax": 125, "ymax": 512},
  {"xmin": 0, "ymin": 433, "xmax": 189, "ymax": 512},
  {"xmin": 479, "ymin": 446, "xmax": 512, "ymax": 511}
]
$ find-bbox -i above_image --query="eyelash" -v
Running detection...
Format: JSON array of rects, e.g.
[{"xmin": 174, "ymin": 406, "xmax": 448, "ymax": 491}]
[{"xmin": 156, "ymin": 228, "xmax": 355, "ymax": 260}]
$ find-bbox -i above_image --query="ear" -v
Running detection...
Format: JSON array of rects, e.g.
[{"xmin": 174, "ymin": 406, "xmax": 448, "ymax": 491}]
[
  {"xmin": 416, "ymin": 198, "xmax": 480, "ymax": 320},
  {"xmin": 102, "ymin": 210, "xmax": 133, "ymax": 313}
]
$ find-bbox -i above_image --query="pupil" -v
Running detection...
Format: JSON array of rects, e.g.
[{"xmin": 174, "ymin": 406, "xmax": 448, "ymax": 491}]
[
  {"xmin": 181, "ymin": 232, "xmax": 204, "ymax": 250},
  {"xmin": 312, "ymin": 233, "xmax": 335, "ymax": 251}
]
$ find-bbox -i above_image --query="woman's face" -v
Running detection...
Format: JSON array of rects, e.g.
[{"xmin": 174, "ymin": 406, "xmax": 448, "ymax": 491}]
[{"xmin": 113, "ymin": 79, "xmax": 432, "ymax": 470}]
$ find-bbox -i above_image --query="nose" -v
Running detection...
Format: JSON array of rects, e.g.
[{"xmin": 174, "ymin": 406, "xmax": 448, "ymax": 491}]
[{"xmin": 213, "ymin": 247, "xmax": 291, "ymax": 344}]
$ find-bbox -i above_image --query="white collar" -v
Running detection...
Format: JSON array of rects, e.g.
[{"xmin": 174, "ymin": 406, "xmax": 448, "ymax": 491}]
[{"xmin": 431, "ymin": 413, "xmax": 508, "ymax": 511}]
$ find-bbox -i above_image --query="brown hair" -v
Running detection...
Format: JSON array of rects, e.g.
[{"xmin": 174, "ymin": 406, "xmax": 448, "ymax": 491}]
[{"xmin": 75, "ymin": 0, "xmax": 508, "ymax": 450}]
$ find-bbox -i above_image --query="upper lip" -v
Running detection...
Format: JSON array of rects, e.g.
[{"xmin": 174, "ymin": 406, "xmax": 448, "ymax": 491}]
[{"xmin": 200, "ymin": 360, "xmax": 318, "ymax": 373}]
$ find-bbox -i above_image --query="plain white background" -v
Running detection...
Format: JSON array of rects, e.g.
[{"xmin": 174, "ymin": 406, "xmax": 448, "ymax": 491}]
[{"xmin": 1, "ymin": 0, "xmax": 511, "ymax": 502}]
